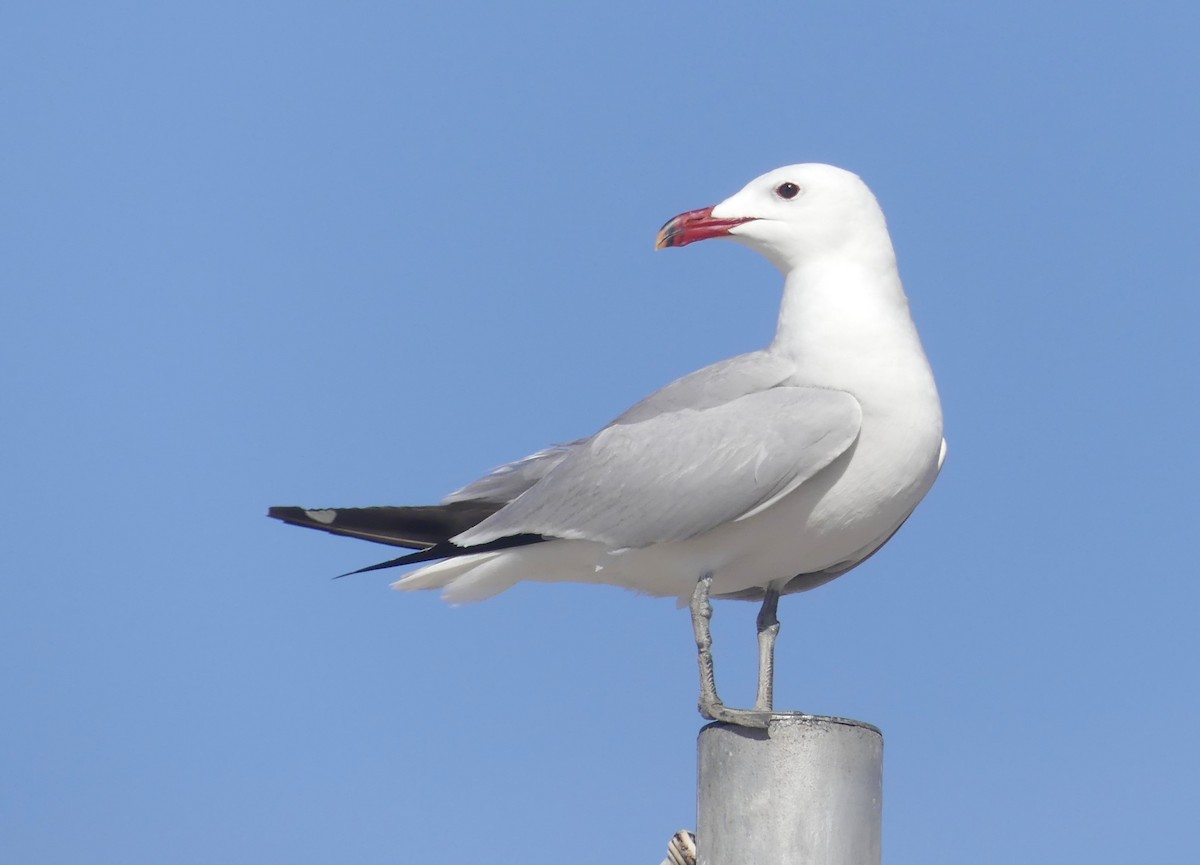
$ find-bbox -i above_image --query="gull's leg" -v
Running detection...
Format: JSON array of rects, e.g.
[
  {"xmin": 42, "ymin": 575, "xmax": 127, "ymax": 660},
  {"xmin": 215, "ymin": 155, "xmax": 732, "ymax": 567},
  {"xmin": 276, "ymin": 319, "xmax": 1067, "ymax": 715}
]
[
  {"xmin": 754, "ymin": 585, "xmax": 781, "ymax": 712},
  {"xmin": 690, "ymin": 574, "xmax": 770, "ymax": 728},
  {"xmin": 691, "ymin": 574, "xmax": 720, "ymax": 720}
]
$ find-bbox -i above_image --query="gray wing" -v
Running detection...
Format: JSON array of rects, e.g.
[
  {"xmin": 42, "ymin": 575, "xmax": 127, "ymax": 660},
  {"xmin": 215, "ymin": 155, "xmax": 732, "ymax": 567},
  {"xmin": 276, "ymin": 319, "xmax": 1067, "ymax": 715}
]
[
  {"xmin": 439, "ymin": 351, "xmax": 795, "ymax": 507},
  {"xmin": 441, "ymin": 442, "xmax": 581, "ymax": 505},
  {"xmin": 455, "ymin": 386, "xmax": 862, "ymax": 550},
  {"xmin": 611, "ymin": 351, "xmax": 795, "ymax": 425}
]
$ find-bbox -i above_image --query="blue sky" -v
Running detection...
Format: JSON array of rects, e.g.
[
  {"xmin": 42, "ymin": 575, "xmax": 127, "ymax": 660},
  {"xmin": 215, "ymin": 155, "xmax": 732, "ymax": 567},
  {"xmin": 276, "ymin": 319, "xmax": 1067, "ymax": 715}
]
[{"xmin": 3, "ymin": 1, "xmax": 1198, "ymax": 862}]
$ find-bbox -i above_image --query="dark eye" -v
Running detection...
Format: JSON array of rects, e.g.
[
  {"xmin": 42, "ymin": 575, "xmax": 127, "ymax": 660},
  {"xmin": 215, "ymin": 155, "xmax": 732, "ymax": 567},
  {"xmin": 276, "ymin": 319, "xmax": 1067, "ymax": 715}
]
[{"xmin": 775, "ymin": 182, "xmax": 801, "ymax": 200}]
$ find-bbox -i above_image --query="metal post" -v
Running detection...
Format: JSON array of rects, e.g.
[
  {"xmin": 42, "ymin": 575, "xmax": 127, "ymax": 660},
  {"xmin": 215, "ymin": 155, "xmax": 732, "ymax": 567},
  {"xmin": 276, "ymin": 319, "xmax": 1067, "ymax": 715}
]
[{"xmin": 696, "ymin": 714, "xmax": 883, "ymax": 865}]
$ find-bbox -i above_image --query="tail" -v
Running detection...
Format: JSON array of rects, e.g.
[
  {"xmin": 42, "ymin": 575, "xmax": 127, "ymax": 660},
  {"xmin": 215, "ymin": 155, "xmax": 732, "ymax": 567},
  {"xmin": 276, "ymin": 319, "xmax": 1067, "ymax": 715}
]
[{"xmin": 266, "ymin": 503, "xmax": 544, "ymax": 575}]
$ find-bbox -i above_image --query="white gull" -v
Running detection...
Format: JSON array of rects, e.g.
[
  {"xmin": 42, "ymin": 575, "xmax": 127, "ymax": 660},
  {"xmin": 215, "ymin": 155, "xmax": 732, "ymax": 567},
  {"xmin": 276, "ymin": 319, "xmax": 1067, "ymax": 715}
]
[{"xmin": 270, "ymin": 163, "xmax": 945, "ymax": 725}]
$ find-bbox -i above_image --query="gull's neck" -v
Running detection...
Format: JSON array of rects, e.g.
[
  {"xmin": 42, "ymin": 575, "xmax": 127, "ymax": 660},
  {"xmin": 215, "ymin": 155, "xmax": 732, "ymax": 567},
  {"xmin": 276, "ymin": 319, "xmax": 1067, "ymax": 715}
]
[{"xmin": 770, "ymin": 246, "xmax": 937, "ymax": 402}]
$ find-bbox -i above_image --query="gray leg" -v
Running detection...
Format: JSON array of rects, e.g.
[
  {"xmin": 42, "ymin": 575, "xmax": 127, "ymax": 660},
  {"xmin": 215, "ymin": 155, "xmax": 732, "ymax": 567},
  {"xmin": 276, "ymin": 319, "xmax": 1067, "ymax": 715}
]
[
  {"xmin": 691, "ymin": 574, "xmax": 720, "ymax": 719},
  {"xmin": 690, "ymin": 575, "xmax": 771, "ymax": 728},
  {"xmin": 754, "ymin": 586, "xmax": 781, "ymax": 711}
]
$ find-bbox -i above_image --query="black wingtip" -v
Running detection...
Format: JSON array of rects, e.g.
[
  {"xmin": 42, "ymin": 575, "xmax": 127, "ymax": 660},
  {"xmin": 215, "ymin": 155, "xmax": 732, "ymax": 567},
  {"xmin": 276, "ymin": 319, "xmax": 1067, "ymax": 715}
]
[
  {"xmin": 335, "ymin": 533, "xmax": 548, "ymax": 579},
  {"xmin": 334, "ymin": 557, "xmax": 413, "ymax": 579},
  {"xmin": 265, "ymin": 502, "xmax": 512, "ymax": 549}
]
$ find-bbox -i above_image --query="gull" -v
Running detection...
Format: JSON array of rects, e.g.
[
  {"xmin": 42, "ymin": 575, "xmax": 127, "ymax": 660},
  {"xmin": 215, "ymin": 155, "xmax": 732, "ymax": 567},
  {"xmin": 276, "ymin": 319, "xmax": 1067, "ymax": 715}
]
[{"xmin": 270, "ymin": 164, "xmax": 945, "ymax": 727}]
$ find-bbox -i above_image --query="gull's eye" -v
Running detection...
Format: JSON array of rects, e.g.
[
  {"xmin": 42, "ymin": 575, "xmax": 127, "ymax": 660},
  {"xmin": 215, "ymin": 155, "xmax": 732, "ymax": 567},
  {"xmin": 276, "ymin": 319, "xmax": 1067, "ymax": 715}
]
[{"xmin": 775, "ymin": 182, "xmax": 801, "ymax": 200}]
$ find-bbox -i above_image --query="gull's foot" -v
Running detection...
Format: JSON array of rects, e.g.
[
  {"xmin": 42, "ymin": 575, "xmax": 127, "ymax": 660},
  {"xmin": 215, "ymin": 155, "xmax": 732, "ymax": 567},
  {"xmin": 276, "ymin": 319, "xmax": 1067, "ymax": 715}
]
[{"xmin": 698, "ymin": 695, "xmax": 772, "ymax": 728}]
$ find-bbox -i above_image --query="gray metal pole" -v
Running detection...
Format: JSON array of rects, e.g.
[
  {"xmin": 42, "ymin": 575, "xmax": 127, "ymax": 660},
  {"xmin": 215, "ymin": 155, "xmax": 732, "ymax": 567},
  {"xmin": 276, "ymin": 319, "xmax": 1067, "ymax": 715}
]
[{"xmin": 696, "ymin": 714, "xmax": 883, "ymax": 865}]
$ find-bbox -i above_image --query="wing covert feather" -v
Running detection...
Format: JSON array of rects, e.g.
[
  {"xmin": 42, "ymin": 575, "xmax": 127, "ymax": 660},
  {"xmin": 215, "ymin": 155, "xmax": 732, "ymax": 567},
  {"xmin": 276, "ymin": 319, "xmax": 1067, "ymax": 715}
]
[
  {"xmin": 439, "ymin": 351, "xmax": 791, "ymax": 507},
  {"xmin": 455, "ymin": 387, "xmax": 861, "ymax": 549},
  {"xmin": 441, "ymin": 442, "xmax": 581, "ymax": 505}
]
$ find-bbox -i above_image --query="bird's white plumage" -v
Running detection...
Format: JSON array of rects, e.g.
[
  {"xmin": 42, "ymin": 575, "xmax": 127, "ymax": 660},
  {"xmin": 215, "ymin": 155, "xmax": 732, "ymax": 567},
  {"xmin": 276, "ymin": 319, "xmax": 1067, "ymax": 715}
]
[{"xmin": 396, "ymin": 164, "xmax": 944, "ymax": 603}]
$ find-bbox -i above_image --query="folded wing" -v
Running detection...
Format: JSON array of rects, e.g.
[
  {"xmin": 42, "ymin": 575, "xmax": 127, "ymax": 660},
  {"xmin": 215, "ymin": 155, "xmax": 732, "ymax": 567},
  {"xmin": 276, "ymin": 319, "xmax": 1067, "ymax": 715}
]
[{"xmin": 456, "ymin": 386, "xmax": 862, "ymax": 550}]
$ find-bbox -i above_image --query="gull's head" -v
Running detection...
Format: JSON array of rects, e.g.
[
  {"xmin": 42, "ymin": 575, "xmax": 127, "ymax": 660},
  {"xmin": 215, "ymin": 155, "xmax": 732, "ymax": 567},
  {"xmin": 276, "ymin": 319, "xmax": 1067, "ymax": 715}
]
[{"xmin": 656, "ymin": 164, "xmax": 890, "ymax": 273}]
